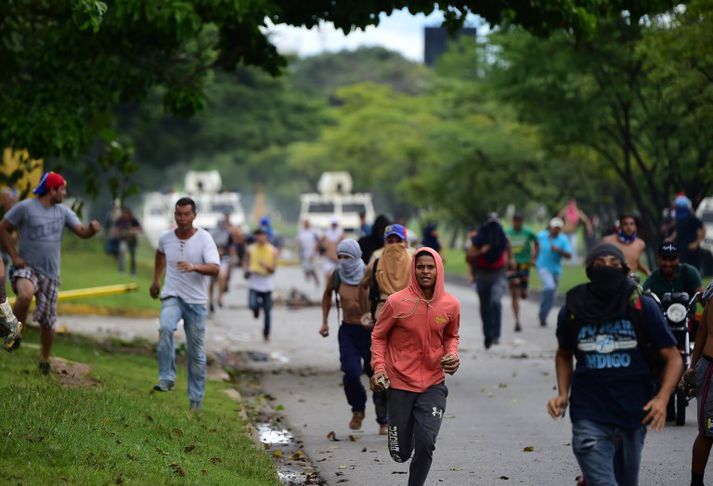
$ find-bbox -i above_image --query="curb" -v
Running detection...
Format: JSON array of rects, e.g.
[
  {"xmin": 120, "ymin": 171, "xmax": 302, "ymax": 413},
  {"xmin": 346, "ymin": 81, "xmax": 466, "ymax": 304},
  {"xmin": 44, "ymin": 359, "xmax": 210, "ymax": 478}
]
[{"xmin": 57, "ymin": 303, "xmax": 160, "ymax": 318}]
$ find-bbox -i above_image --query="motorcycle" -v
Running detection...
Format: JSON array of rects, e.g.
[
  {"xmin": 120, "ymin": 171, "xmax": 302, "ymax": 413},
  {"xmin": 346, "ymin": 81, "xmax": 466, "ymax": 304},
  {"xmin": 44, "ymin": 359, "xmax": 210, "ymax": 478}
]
[{"xmin": 654, "ymin": 291, "xmax": 700, "ymax": 425}]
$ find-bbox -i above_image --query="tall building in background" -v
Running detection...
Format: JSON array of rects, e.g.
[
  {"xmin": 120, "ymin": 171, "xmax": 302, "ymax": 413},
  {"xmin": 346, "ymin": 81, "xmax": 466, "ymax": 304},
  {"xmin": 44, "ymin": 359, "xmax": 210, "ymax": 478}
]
[{"xmin": 424, "ymin": 26, "xmax": 477, "ymax": 66}]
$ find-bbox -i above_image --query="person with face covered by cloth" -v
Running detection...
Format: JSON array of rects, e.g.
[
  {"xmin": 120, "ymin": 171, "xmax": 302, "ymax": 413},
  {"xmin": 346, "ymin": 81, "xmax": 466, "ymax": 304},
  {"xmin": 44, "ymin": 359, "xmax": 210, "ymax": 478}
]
[
  {"xmin": 548, "ymin": 243, "xmax": 682, "ymax": 486},
  {"xmin": 361, "ymin": 224, "xmax": 412, "ymax": 323},
  {"xmin": 320, "ymin": 239, "xmax": 388, "ymax": 434}
]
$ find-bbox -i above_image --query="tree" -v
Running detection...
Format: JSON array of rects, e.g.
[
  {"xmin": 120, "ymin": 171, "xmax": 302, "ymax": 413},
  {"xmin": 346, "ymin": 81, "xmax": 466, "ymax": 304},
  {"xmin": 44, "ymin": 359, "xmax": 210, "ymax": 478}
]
[
  {"xmin": 290, "ymin": 47, "xmax": 430, "ymax": 97},
  {"xmin": 488, "ymin": 6, "xmax": 713, "ymax": 241},
  {"xmin": 1, "ymin": 0, "xmax": 667, "ymax": 198}
]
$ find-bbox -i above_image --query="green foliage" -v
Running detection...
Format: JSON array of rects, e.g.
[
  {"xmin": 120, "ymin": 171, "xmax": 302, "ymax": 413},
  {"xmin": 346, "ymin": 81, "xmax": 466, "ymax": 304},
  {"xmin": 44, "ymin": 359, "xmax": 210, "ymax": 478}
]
[
  {"xmin": 285, "ymin": 40, "xmax": 574, "ymax": 224},
  {"xmin": 488, "ymin": 9, "xmax": 713, "ymax": 236},
  {"xmin": 290, "ymin": 47, "xmax": 431, "ymax": 97},
  {"xmin": 287, "ymin": 82, "xmax": 440, "ymax": 218},
  {"xmin": 59, "ymin": 236, "xmax": 161, "ymax": 312},
  {"xmin": 1, "ymin": 0, "xmax": 669, "ymax": 201}
]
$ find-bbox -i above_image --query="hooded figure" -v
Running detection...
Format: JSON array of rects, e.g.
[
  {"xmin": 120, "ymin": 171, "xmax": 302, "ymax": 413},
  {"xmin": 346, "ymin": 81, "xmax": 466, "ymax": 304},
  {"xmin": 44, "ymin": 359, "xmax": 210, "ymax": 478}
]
[
  {"xmin": 370, "ymin": 247, "xmax": 460, "ymax": 486},
  {"xmin": 371, "ymin": 247, "xmax": 460, "ymax": 393},
  {"xmin": 549, "ymin": 243, "xmax": 681, "ymax": 486},
  {"xmin": 565, "ymin": 243, "xmax": 636, "ymax": 323}
]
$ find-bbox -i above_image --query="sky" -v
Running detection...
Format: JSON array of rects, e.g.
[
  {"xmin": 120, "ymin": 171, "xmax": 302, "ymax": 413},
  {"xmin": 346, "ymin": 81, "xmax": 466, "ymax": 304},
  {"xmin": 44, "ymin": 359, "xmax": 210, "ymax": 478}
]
[{"xmin": 266, "ymin": 8, "xmax": 482, "ymax": 63}]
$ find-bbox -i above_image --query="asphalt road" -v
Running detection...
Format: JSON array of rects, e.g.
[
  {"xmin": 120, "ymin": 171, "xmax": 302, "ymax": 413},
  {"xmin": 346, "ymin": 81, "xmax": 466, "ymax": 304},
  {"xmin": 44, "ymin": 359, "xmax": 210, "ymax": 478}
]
[{"xmin": 60, "ymin": 265, "xmax": 700, "ymax": 485}]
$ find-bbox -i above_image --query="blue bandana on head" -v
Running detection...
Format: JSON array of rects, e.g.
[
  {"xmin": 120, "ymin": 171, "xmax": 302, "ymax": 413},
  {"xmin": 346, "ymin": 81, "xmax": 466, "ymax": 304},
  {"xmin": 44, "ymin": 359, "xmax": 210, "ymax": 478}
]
[{"xmin": 337, "ymin": 239, "xmax": 365, "ymax": 286}]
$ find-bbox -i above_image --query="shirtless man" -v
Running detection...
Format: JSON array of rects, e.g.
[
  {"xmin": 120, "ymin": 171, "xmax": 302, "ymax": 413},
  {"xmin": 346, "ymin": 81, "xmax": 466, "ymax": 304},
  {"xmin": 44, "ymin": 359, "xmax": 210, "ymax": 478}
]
[
  {"xmin": 321, "ymin": 239, "xmax": 387, "ymax": 434},
  {"xmin": 687, "ymin": 282, "xmax": 713, "ymax": 486},
  {"xmin": 602, "ymin": 214, "xmax": 650, "ymax": 276}
]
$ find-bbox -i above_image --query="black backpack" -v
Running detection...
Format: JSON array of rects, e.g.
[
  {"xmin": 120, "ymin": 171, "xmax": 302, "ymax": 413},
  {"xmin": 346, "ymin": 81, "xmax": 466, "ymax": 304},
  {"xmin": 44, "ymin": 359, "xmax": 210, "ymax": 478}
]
[{"xmin": 368, "ymin": 258, "xmax": 382, "ymax": 321}]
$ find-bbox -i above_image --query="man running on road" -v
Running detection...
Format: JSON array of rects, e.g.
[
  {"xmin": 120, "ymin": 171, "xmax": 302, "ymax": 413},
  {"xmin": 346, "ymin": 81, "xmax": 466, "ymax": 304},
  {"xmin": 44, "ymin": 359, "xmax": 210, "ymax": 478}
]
[
  {"xmin": 548, "ymin": 244, "xmax": 681, "ymax": 486},
  {"xmin": 361, "ymin": 224, "xmax": 412, "ymax": 322},
  {"xmin": 321, "ymin": 239, "xmax": 387, "ymax": 434},
  {"xmin": 506, "ymin": 214, "xmax": 538, "ymax": 332},
  {"xmin": 371, "ymin": 247, "xmax": 460, "ymax": 486},
  {"xmin": 150, "ymin": 197, "xmax": 220, "ymax": 411},
  {"xmin": 244, "ymin": 228, "xmax": 278, "ymax": 342},
  {"xmin": 0, "ymin": 172, "xmax": 101, "ymax": 372},
  {"xmin": 536, "ymin": 217, "xmax": 572, "ymax": 327},
  {"xmin": 601, "ymin": 214, "xmax": 650, "ymax": 276}
]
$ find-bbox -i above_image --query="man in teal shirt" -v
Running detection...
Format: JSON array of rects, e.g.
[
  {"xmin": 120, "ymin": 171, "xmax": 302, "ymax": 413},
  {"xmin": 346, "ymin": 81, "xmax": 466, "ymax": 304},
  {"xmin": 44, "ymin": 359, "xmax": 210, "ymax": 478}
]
[
  {"xmin": 643, "ymin": 242, "xmax": 702, "ymax": 299},
  {"xmin": 507, "ymin": 214, "xmax": 539, "ymax": 332}
]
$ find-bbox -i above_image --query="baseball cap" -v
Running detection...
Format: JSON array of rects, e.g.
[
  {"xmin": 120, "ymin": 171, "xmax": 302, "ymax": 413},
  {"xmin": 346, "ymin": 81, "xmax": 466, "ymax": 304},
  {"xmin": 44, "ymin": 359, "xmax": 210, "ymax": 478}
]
[
  {"xmin": 658, "ymin": 242, "xmax": 679, "ymax": 258},
  {"xmin": 674, "ymin": 195, "xmax": 692, "ymax": 209},
  {"xmin": 33, "ymin": 171, "xmax": 66, "ymax": 195},
  {"xmin": 384, "ymin": 224, "xmax": 406, "ymax": 241},
  {"xmin": 549, "ymin": 217, "xmax": 564, "ymax": 228}
]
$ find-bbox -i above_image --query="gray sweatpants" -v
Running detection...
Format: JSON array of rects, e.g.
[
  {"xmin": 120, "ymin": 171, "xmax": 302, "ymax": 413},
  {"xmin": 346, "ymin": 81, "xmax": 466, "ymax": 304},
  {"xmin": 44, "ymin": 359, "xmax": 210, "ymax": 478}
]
[{"xmin": 387, "ymin": 383, "xmax": 448, "ymax": 486}]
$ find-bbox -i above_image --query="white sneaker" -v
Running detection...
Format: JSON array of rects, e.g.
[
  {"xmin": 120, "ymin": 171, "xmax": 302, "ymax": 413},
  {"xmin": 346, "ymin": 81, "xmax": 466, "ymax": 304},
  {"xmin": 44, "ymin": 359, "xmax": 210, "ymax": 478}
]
[{"xmin": 0, "ymin": 301, "xmax": 22, "ymax": 350}]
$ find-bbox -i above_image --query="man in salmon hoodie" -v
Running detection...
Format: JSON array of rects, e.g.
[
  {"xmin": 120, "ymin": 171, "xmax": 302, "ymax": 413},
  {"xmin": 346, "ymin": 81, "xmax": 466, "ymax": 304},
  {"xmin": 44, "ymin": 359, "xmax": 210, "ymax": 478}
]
[{"xmin": 370, "ymin": 247, "xmax": 460, "ymax": 486}]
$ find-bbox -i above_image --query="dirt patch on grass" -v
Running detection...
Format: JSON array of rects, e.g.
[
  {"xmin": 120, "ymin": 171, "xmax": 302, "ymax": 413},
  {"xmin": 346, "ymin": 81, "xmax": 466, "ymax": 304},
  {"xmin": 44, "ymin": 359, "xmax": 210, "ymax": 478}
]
[{"xmin": 50, "ymin": 357, "xmax": 101, "ymax": 388}]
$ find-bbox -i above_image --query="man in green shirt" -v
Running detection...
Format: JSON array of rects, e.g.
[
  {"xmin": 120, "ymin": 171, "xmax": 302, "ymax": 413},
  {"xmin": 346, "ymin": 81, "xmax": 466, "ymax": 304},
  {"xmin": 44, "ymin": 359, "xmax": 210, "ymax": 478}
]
[
  {"xmin": 506, "ymin": 214, "xmax": 539, "ymax": 332},
  {"xmin": 643, "ymin": 242, "xmax": 703, "ymax": 299}
]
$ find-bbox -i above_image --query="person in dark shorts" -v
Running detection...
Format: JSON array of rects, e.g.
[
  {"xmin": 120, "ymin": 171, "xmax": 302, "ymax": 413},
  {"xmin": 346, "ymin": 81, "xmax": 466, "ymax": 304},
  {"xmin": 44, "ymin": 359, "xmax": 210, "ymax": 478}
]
[{"xmin": 506, "ymin": 214, "xmax": 539, "ymax": 332}]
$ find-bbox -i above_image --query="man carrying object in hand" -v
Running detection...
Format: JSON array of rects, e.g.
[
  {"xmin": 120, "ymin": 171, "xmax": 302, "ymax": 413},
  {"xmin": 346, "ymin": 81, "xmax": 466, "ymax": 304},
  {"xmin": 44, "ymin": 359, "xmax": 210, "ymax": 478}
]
[{"xmin": 370, "ymin": 247, "xmax": 460, "ymax": 486}]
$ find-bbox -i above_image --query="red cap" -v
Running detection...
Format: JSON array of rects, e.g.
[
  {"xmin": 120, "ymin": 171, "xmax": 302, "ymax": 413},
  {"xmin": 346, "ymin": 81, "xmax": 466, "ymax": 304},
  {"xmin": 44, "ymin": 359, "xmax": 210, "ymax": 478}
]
[{"xmin": 33, "ymin": 171, "xmax": 67, "ymax": 195}]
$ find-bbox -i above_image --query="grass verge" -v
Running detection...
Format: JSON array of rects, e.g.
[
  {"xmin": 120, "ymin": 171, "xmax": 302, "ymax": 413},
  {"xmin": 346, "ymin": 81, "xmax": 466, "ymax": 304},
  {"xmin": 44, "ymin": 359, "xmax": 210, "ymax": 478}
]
[
  {"xmin": 0, "ymin": 327, "xmax": 278, "ymax": 485},
  {"xmin": 57, "ymin": 237, "xmax": 161, "ymax": 314}
]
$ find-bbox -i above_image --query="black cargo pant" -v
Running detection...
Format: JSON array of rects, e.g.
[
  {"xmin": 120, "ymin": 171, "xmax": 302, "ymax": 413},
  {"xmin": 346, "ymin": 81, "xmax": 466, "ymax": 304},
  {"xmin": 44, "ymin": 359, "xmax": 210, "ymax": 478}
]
[{"xmin": 387, "ymin": 382, "xmax": 448, "ymax": 486}]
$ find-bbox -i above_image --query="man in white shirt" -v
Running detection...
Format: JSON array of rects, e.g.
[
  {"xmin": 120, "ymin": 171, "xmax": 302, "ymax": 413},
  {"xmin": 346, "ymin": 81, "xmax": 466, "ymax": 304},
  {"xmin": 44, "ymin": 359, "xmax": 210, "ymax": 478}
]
[{"xmin": 150, "ymin": 197, "xmax": 220, "ymax": 411}]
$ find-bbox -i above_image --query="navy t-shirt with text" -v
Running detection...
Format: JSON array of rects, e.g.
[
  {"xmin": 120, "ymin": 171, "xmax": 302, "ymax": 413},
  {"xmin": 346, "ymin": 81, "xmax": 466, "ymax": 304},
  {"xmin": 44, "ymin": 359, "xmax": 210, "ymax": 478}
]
[{"xmin": 556, "ymin": 295, "xmax": 676, "ymax": 429}]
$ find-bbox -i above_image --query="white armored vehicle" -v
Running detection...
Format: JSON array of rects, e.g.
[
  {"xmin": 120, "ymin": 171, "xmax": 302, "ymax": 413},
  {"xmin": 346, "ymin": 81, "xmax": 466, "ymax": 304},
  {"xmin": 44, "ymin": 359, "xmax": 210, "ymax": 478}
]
[
  {"xmin": 298, "ymin": 172, "xmax": 375, "ymax": 235},
  {"xmin": 142, "ymin": 170, "xmax": 246, "ymax": 248}
]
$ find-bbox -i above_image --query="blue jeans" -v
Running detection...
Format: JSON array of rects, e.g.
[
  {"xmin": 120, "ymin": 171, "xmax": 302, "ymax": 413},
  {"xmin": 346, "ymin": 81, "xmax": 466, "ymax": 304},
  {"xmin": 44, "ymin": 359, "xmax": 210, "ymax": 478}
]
[
  {"xmin": 339, "ymin": 324, "xmax": 387, "ymax": 424},
  {"xmin": 572, "ymin": 419, "xmax": 646, "ymax": 486},
  {"xmin": 537, "ymin": 268, "xmax": 560, "ymax": 323},
  {"xmin": 475, "ymin": 268, "xmax": 507, "ymax": 340},
  {"xmin": 249, "ymin": 290, "xmax": 272, "ymax": 338},
  {"xmin": 157, "ymin": 297, "xmax": 207, "ymax": 404}
]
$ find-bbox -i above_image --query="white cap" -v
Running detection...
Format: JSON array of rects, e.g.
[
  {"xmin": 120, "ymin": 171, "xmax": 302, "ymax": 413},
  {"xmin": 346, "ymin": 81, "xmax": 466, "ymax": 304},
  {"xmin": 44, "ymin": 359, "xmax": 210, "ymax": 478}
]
[{"xmin": 549, "ymin": 217, "xmax": 564, "ymax": 228}]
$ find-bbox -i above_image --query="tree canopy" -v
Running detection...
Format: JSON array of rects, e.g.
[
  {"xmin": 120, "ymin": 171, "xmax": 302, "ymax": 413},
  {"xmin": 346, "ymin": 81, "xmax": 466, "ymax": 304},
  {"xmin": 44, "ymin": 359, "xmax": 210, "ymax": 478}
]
[{"xmin": 0, "ymin": 0, "xmax": 674, "ymax": 199}]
